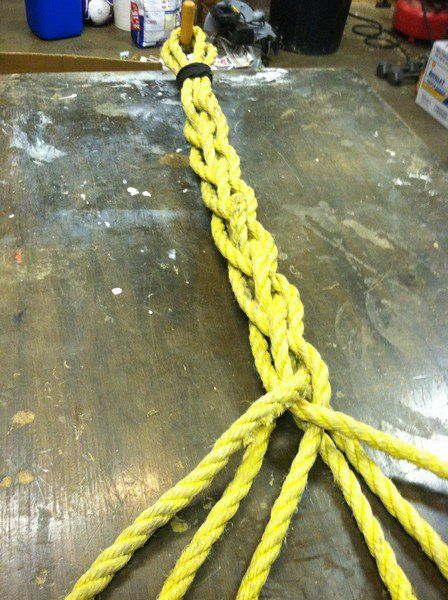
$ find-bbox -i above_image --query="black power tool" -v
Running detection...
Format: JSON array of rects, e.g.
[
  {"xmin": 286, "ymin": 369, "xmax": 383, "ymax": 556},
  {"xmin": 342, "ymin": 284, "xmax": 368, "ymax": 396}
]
[{"xmin": 204, "ymin": 0, "xmax": 276, "ymax": 54}]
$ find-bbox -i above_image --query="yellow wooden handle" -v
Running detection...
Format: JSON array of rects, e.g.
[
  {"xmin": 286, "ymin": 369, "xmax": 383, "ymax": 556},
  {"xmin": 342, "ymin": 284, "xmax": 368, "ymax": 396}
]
[{"xmin": 180, "ymin": 1, "xmax": 195, "ymax": 47}]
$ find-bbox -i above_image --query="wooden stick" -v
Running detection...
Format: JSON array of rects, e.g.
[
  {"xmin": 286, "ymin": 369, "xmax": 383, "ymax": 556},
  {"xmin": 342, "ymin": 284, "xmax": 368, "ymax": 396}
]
[{"xmin": 180, "ymin": 1, "xmax": 195, "ymax": 47}]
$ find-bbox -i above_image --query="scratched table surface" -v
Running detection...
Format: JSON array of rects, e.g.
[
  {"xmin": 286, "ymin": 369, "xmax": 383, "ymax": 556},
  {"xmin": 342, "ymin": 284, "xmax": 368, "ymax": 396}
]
[{"xmin": 0, "ymin": 68, "xmax": 447, "ymax": 599}]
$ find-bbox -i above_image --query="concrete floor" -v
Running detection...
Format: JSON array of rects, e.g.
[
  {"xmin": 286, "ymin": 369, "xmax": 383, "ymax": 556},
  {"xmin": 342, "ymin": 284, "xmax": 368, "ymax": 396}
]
[{"xmin": 0, "ymin": 0, "xmax": 446, "ymax": 162}]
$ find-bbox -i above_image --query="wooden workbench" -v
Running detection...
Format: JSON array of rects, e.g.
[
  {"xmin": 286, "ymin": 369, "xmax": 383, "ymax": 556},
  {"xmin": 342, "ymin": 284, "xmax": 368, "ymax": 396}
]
[{"xmin": 0, "ymin": 69, "xmax": 447, "ymax": 599}]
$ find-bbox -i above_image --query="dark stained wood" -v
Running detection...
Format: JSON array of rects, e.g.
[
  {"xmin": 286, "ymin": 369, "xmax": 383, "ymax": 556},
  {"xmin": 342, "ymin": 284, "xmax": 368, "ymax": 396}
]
[{"xmin": 0, "ymin": 69, "xmax": 447, "ymax": 600}]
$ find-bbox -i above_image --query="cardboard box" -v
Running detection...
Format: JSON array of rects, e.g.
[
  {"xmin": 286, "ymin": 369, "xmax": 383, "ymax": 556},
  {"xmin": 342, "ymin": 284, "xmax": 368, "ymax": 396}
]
[{"xmin": 416, "ymin": 41, "xmax": 448, "ymax": 129}]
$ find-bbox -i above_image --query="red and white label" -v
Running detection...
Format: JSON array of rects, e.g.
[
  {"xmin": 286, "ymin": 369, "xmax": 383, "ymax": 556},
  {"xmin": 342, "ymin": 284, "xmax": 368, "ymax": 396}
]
[{"xmin": 130, "ymin": 2, "xmax": 140, "ymax": 30}]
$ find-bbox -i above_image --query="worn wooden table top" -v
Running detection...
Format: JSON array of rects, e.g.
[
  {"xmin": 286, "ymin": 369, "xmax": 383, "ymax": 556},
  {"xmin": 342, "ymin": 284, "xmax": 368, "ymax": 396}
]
[{"xmin": 0, "ymin": 69, "xmax": 447, "ymax": 600}]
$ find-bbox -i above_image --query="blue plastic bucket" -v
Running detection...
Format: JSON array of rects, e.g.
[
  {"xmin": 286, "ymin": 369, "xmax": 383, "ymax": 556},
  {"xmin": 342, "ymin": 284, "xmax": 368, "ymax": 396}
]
[{"xmin": 24, "ymin": 0, "xmax": 83, "ymax": 40}]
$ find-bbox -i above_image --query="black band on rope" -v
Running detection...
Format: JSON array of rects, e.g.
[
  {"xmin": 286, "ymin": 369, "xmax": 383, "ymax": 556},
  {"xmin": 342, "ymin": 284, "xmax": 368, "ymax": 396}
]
[{"xmin": 176, "ymin": 62, "xmax": 213, "ymax": 89}]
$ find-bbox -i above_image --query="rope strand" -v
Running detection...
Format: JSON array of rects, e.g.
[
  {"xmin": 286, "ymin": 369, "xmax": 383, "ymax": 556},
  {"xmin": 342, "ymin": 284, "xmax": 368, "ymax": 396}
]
[{"xmin": 66, "ymin": 27, "xmax": 448, "ymax": 600}]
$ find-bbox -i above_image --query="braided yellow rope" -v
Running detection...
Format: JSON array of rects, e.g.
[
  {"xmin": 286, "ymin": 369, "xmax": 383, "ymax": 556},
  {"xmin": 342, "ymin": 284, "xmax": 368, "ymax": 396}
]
[{"xmin": 66, "ymin": 27, "xmax": 448, "ymax": 600}]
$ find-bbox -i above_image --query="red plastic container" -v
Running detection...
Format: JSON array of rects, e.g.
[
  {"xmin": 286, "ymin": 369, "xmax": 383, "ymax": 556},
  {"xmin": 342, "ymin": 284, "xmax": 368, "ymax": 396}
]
[{"xmin": 393, "ymin": 0, "xmax": 448, "ymax": 42}]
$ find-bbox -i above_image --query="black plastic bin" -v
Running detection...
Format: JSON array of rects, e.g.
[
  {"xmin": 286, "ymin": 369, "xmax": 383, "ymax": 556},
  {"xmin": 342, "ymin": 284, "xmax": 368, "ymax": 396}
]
[{"xmin": 270, "ymin": 0, "xmax": 352, "ymax": 55}]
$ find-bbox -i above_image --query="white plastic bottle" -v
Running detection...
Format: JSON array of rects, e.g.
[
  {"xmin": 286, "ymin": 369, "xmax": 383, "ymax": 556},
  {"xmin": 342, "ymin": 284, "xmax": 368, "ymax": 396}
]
[{"xmin": 114, "ymin": 0, "xmax": 131, "ymax": 30}]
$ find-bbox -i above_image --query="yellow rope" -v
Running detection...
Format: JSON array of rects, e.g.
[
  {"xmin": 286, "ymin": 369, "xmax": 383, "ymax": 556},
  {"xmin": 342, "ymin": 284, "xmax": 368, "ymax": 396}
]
[{"xmin": 66, "ymin": 27, "xmax": 448, "ymax": 600}]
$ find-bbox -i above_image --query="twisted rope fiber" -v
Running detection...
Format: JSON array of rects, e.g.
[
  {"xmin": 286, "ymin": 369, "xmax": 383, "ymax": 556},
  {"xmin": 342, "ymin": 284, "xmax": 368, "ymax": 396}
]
[{"xmin": 67, "ymin": 27, "xmax": 448, "ymax": 600}]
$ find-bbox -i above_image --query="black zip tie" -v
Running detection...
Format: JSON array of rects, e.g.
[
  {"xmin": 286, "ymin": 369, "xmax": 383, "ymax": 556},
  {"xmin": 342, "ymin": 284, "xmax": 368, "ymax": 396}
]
[{"xmin": 176, "ymin": 62, "xmax": 213, "ymax": 89}]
